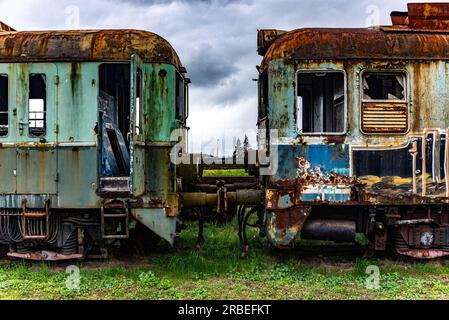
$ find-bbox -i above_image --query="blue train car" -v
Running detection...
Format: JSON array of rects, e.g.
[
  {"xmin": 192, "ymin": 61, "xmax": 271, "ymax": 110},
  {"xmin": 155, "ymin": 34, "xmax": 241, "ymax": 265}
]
[{"xmin": 257, "ymin": 3, "xmax": 449, "ymax": 259}]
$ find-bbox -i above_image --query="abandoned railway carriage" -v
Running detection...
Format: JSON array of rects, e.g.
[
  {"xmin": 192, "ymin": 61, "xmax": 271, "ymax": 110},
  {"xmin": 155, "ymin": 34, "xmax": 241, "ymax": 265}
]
[
  {"xmin": 0, "ymin": 23, "xmax": 189, "ymax": 260},
  {"xmin": 258, "ymin": 3, "xmax": 449, "ymax": 259}
]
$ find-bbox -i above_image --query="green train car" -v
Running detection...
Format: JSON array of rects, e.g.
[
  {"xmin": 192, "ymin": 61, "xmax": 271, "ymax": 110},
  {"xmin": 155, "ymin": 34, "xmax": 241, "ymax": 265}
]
[{"xmin": 0, "ymin": 25, "xmax": 189, "ymax": 260}]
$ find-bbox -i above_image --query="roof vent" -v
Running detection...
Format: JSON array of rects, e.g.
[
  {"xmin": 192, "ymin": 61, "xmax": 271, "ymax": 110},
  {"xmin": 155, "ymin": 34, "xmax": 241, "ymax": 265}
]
[
  {"xmin": 390, "ymin": 3, "xmax": 449, "ymax": 30},
  {"xmin": 408, "ymin": 3, "xmax": 449, "ymax": 29},
  {"xmin": 391, "ymin": 11, "xmax": 409, "ymax": 26}
]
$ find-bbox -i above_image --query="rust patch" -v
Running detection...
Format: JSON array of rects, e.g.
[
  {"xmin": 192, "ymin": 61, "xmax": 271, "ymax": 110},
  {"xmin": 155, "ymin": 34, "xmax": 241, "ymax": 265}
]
[{"xmin": 0, "ymin": 30, "xmax": 184, "ymax": 70}]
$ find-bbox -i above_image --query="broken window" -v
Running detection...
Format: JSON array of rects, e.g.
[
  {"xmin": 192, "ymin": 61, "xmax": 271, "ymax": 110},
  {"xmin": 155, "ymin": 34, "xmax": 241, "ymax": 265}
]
[
  {"xmin": 0, "ymin": 75, "xmax": 7, "ymax": 136},
  {"xmin": 361, "ymin": 72, "xmax": 408, "ymax": 134},
  {"xmin": 363, "ymin": 73, "xmax": 405, "ymax": 101},
  {"xmin": 176, "ymin": 72, "xmax": 187, "ymax": 123},
  {"xmin": 297, "ymin": 71, "xmax": 345, "ymax": 134},
  {"xmin": 259, "ymin": 70, "xmax": 268, "ymax": 119},
  {"xmin": 29, "ymin": 74, "xmax": 46, "ymax": 137},
  {"xmin": 135, "ymin": 68, "xmax": 142, "ymax": 135}
]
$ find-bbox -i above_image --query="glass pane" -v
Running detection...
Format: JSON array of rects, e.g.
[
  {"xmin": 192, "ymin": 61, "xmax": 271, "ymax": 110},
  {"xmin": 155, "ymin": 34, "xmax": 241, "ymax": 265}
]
[
  {"xmin": 29, "ymin": 74, "xmax": 46, "ymax": 136},
  {"xmin": 29, "ymin": 99, "xmax": 44, "ymax": 112}
]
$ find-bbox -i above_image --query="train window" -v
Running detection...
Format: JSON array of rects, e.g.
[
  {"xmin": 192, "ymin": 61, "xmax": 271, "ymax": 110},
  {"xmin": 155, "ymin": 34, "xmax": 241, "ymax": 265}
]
[
  {"xmin": 0, "ymin": 75, "xmax": 7, "ymax": 137},
  {"xmin": 135, "ymin": 68, "xmax": 142, "ymax": 135},
  {"xmin": 29, "ymin": 74, "xmax": 46, "ymax": 137},
  {"xmin": 259, "ymin": 70, "xmax": 268, "ymax": 119},
  {"xmin": 297, "ymin": 71, "xmax": 345, "ymax": 134},
  {"xmin": 361, "ymin": 72, "xmax": 408, "ymax": 134},
  {"xmin": 176, "ymin": 72, "xmax": 187, "ymax": 123},
  {"xmin": 363, "ymin": 73, "xmax": 406, "ymax": 101}
]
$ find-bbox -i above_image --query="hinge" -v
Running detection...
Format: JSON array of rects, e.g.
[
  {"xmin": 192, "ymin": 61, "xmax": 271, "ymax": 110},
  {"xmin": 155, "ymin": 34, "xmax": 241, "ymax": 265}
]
[
  {"xmin": 54, "ymin": 172, "xmax": 59, "ymax": 183},
  {"xmin": 54, "ymin": 75, "xmax": 59, "ymax": 86},
  {"xmin": 54, "ymin": 124, "xmax": 59, "ymax": 134}
]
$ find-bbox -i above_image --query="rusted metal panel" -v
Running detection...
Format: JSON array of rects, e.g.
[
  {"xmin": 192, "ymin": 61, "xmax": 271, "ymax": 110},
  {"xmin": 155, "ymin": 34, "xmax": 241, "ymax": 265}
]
[
  {"xmin": 0, "ymin": 30, "xmax": 183, "ymax": 69},
  {"xmin": 266, "ymin": 206, "xmax": 311, "ymax": 247},
  {"xmin": 7, "ymin": 251, "xmax": 83, "ymax": 261},
  {"xmin": 408, "ymin": 3, "xmax": 449, "ymax": 30},
  {"xmin": 257, "ymin": 29, "xmax": 287, "ymax": 56},
  {"xmin": 361, "ymin": 102, "xmax": 408, "ymax": 134},
  {"xmin": 261, "ymin": 29, "xmax": 449, "ymax": 69}
]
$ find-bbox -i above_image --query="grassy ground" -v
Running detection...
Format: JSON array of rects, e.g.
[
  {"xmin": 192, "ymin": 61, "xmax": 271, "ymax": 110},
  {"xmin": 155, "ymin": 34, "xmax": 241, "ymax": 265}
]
[
  {"xmin": 1, "ymin": 219, "xmax": 449, "ymax": 300},
  {"xmin": 203, "ymin": 169, "xmax": 249, "ymax": 177}
]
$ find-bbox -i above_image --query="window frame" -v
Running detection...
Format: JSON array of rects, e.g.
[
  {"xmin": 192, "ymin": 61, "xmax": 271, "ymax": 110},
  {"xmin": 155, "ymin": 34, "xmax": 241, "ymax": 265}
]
[
  {"xmin": 28, "ymin": 73, "xmax": 47, "ymax": 138},
  {"xmin": 175, "ymin": 71, "xmax": 188, "ymax": 124},
  {"xmin": 258, "ymin": 69, "xmax": 269, "ymax": 121},
  {"xmin": 0, "ymin": 74, "xmax": 8, "ymax": 138},
  {"xmin": 295, "ymin": 68, "xmax": 348, "ymax": 136},
  {"xmin": 135, "ymin": 67, "xmax": 143, "ymax": 137},
  {"xmin": 360, "ymin": 69, "xmax": 410, "ymax": 135}
]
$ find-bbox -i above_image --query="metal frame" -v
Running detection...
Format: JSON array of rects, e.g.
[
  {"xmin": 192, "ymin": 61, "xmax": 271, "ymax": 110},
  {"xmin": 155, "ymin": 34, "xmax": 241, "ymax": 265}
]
[{"xmin": 359, "ymin": 68, "xmax": 411, "ymax": 135}]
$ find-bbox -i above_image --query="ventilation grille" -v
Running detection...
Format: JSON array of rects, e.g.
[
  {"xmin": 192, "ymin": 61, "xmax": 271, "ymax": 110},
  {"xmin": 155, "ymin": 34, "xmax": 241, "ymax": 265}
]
[{"xmin": 362, "ymin": 103, "xmax": 408, "ymax": 134}]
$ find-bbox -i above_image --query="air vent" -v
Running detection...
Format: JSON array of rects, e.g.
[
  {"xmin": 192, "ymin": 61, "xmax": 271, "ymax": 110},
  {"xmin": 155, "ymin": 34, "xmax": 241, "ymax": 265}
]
[{"xmin": 362, "ymin": 103, "xmax": 408, "ymax": 134}]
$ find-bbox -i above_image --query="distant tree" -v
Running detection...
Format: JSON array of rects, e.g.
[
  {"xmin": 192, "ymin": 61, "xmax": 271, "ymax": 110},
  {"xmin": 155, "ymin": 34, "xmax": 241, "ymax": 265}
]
[
  {"xmin": 243, "ymin": 135, "xmax": 251, "ymax": 151},
  {"xmin": 233, "ymin": 138, "xmax": 244, "ymax": 164}
]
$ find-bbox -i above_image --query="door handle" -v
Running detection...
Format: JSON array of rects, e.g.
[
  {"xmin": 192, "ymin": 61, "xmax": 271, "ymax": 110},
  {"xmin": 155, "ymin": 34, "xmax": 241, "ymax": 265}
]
[{"xmin": 18, "ymin": 121, "xmax": 29, "ymax": 135}]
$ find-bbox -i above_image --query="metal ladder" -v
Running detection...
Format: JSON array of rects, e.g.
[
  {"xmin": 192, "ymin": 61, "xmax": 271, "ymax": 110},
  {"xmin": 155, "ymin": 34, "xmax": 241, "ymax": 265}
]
[{"xmin": 100, "ymin": 200, "xmax": 130, "ymax": 239}]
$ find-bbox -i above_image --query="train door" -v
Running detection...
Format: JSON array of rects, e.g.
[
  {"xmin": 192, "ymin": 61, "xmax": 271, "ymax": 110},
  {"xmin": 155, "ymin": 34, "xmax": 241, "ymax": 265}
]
[
  {"xmin": 130, "ymin": 54, "xmax": 145, "ymax": 196},
  {"xmin": 295, "ymin": 70, "xmax": 350, "ymax": 202},
  {"xmin": 98, "ymin": 63, "xmax": 131, "ymax": 194},
  {"xmin": 0, "ymin": 64, "xmax": 16, "ymax": 193},
  {"xmin": 15, "ymin": 63, "xmax": 59, "ymax": 195}
]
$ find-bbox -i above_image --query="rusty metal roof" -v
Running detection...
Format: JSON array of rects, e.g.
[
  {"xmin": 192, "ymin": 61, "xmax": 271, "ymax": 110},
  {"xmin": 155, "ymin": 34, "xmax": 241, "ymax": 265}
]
[
  {"xmin": 0, "ymin": 29, "xmax": 183, "ymax": 69},
  {"xmin": 261, "ymin": 27, "xmax": 449, "ymax": 67}
]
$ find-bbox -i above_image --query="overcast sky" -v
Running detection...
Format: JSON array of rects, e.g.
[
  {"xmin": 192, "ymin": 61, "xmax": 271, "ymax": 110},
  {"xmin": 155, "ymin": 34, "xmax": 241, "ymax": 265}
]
[{"xmin": 0, "ymin": 0, "xmax": 442, "ymax": 155}]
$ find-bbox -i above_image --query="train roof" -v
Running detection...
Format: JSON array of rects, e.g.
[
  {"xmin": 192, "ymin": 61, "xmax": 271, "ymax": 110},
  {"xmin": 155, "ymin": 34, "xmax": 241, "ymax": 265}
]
[
  {"xmin": 259, "ymin": 3, "xmax": 449, "ymax": 69},
  {"xmin": 0, "ymin": 28, "xmax": 184, "ymax": 70}
]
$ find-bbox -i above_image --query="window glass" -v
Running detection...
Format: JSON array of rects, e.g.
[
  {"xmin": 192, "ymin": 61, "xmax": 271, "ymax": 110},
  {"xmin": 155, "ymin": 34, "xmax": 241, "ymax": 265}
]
[
  {"xmin": 176, "ymin": 72, "xmax": 186, "ymax": 122},
  {"xmin": 363, "ymin": 73, "xmax": 405, "ymax": 101},
  {"xmin": 135, "ymin": 68, "xmax": 142, "ymax": 135},
  {"xmin": 0, "ymin": 75, "xmax": 8, "ymax": 136},
  {"xmin": 29, "ymin": 74, "xmax": 46, "ymax": 137},
  {"xmin": 259, "ymin": 71, "xmax": 268, "ymax": 119},
  {"xmin": 297, "ymin": 72, "xmax": 345, "ymax": 134}
]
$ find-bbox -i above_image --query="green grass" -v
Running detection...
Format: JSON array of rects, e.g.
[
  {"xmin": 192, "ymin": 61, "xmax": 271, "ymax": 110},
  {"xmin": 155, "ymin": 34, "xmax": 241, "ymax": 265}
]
[
  {"xmin": 1, "ymin": 219, "xmax": 449, "ymax": 300},
  {"xmin": 203, "ymin": 169, "xmax": 249, "ymax": 177}
]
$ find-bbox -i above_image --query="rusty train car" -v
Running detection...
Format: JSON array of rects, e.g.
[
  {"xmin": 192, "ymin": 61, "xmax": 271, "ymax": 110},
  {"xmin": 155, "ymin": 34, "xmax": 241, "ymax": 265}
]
[
  {"xmin": 0, "ymin": 23, "xmax": 190, "ymax": 260},
  {"xmin": 256, "ymin": 3, "xmax": 449, "ymax": 259}
]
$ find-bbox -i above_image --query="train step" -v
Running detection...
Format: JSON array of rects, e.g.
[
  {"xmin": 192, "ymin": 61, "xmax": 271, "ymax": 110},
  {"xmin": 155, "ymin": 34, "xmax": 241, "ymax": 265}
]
[{"xmin": 101, "ymin": 205, "xmax": 129, "ymax": 240}]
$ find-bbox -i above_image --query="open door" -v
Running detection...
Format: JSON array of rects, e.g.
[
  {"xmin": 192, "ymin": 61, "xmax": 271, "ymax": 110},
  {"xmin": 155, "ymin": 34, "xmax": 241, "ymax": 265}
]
[
  {"xmin": 130, "ymin": 54, "xmax": 145, "ymax": 196},
  {"xmin": 98, "ymin": 64, "xmax": 131, "ymax": 194}
]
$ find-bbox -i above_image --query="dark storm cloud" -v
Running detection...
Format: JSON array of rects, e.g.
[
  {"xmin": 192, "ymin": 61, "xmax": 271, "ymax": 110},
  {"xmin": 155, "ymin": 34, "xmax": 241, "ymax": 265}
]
[{"xmin": 184, "ymin": 43, "xmax": 239, "ymax": 87}]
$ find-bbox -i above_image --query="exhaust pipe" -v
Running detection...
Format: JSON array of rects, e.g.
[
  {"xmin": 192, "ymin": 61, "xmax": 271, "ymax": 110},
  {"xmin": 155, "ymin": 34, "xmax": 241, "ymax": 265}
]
[{"xmin": 301, "ymin": 219, "xmax": 356, "ymax": 243}]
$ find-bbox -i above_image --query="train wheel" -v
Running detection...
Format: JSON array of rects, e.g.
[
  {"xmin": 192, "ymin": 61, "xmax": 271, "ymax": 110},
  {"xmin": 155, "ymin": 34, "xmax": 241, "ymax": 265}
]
[{"xmin": 121, "ymin": 221, "xmax": 161, "ymax": 255}]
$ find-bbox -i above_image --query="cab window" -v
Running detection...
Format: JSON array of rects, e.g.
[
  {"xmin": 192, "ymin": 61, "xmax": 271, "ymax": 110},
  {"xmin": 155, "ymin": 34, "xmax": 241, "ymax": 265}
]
[
  {"xmin": 361, "ymin": 72, "xmax": 408, "ymax": 134},
  {"xmin": 297, "ymin": 71, "xmax": 345, "ymax": 134}
]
